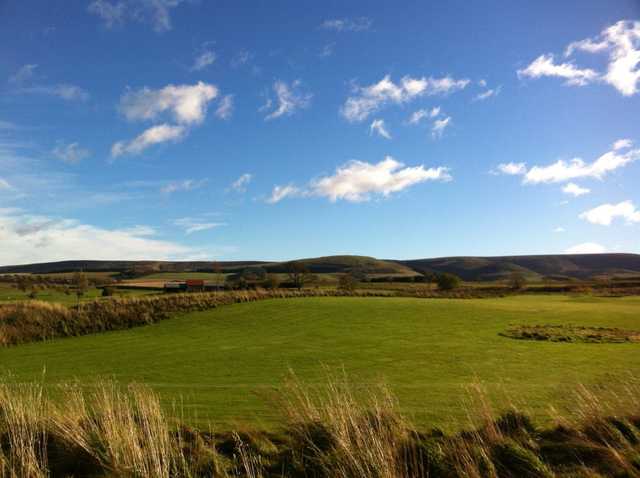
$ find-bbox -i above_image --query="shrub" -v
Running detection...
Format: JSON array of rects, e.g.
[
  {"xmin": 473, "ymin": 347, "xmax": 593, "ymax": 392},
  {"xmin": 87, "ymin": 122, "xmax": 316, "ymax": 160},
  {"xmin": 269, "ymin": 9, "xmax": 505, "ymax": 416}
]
[
  {"xmin": 436, "ymin": 273, "xmax": 461, "ymax": 291},
  {"xmin": 337, "ymin": 273, "xmax": 357, "ymax": 293}
]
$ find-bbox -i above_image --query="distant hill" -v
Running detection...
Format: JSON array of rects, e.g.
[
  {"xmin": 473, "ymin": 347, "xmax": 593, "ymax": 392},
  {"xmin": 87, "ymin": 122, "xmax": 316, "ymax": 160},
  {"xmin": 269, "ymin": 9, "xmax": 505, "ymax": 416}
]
[
  {"xmin": 398, "ymin": 253, "xmax": 640, "ymax": 281},
  {"xmin": 2, "ymin": 253, "xmax": 639, "ymax": 281},
  {"xmin": 0, "ymin": 260, "xmax": 271, "ymax": 275},
  {"xmin": 0, "ymin": 256, "xmax": 415, "ymax": 278},
  {"xmin": 263, "ymin": 255, "xmax": 416, "ymax": 276}
]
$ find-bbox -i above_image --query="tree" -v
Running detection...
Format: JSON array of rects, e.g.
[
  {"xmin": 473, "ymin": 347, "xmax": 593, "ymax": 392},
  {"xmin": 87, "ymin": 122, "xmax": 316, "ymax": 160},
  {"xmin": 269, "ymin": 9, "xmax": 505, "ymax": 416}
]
[
  {"xmin": 436, "ymin": 273, "xmax": 461, "ymax": 291},
  {"xmin": 211, "ymin": 261, "xmax": 224, "ymax": 290},
  {"xmin": 508, "ymin": 271, "xmax": 527, "ymax": 290},
  {"xmin": 337, "ymin": 273, "xmax": 357, "ymax": 293},
  {"xmin": 262, "ymin": 273, "xmax": 280, "ymax": 289},
  {"xmin": 16, "ymin": 275, "xmax": 30, "ymax": 293},
  {"xmin": 73, "ymin": 270, "xmax": 89, "ymax": 305},
  {"xmin": 286, "ymin": 262, "xmax": 313, "ymax": 290}
]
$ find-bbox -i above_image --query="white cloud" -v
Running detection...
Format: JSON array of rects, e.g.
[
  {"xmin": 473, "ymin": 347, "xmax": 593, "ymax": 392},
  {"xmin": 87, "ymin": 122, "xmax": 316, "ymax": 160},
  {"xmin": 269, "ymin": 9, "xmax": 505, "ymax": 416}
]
[
  {"xmin": 474, "ymin": 85, "xmax": 501, "ymax": 101},
  {"xmin": 565, "ymin": 38, "xmax": 609, "ymax": 57},
  {"xmin": 88, "ymin": 0, "xmax": 186, "ymax": 32},
  {"xmin": 566, "ymin": 20, "xmax": 640, "ymax": 96},
  {"xmin": 523, "ymin": 143, "xmax": 640, "ymax": 183},
  {"xmin": 565, "ymin": 242, "xmax": 607, "ymax": 254},
  {"xmin": 369, "ymin": 119, "xmax": 391, "ymax": 139},
  {"xmin": 0, "ymin": 178, "xmax": 11, "ymax": 190},
  {"xmin": 517, "ymin": 54, "xmax": 598, "ymax": 86},
  {"xmin": 310, "ymin": 157, "xmax": 451, "ymax": 202},
  {"xmin": 554, "ymin": 226, "xmax": 566, "ymax": 233},
  {"xmin": 262, "ymin": 80, "xmax": 312, "ymax": 120},
  {"xmin": 215, "ymin": 94, "xmax": 234, "ymax": 120},
  {"xmin": 119, "ymin": 81, "xmax": 218, "ymax": 125},
  {"xmin": 0, "ymin": 210, "xmax": 204, "ymax": 264},
  {"xmin": 230, "ymin": 173, "xmax": 252, "ymax": 192},
  {"xmin": 493, "ymin": 162, "xmax": 527, "ymax": 175},
  {"xmin": 111, "ymin": 124, "xmax": 186, "ymax": 157},
  {"xmin": 191, "ymin": 49, "xmax": 216, "ymax": 71},
  {"xmin": 341, "ymin": 75, "xmax": 469, "ymax": 122},
  {"xmin": 320, "ymin": 17, "xmax": 372, "ymax": 32},
  {"xmin": 407, "ymin": 107, "xmax": 440, "ymax": 125},
  {"xmin": 172, "ymin": 217, "xmax": 224, "ymax": 235},
  {"xmin": 266, "ymin": 184, "xmax": 301, "ymax": 204},
  {"xmin": 431, "ymin": 116, "xmax": 452, "ymax": 138},
  {"xmin": 579, "ymin": 200, "xmax": 640, "ymax": 226},
  {"xmin": 613, "ymin": 138, "xmax": 632, "ymax": 150},
  {"xmin": 160, "ymin": 178, "xmax": 207, "ymax": 194},
  {"xmin": 52, "ymin": 142, "xmax": 91, "ymax": 164},
  {"xmin": 562, "ymin": 182, "xmax": 590, "ymax": 197},
  {"xmin": 524, "ymin": 21, "xmax": 640, "ymax": 96}
]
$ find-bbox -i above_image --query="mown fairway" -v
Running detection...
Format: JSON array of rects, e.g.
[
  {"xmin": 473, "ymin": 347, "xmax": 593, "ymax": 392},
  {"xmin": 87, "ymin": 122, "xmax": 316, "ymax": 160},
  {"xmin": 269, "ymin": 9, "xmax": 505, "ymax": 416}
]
[{"xmin": 0, "ymin": 295, "xmax": 638, "ymax": 430}]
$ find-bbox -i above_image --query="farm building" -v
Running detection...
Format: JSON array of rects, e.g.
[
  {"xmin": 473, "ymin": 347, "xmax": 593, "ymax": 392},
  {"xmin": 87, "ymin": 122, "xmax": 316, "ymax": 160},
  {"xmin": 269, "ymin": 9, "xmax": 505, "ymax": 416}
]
[{"xmin": 163, "ymin": 279, "xmax": 221, "ymax": 293}]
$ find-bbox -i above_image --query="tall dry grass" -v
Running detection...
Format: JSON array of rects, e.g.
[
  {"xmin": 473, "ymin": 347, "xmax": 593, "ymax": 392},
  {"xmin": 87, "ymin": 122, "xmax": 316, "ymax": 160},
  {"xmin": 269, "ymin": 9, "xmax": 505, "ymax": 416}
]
[
  {"xmin": 1, "ymin": 375, "xmax": 640, "ymax": 476},
  {"xmin": 281, "ymin": 372, "xmax": 423, "ymax": 478}
]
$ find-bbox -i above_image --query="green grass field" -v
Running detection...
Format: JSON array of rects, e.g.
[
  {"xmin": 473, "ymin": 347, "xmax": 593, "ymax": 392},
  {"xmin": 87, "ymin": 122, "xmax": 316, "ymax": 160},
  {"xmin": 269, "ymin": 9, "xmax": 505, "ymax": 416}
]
[{"xmin": 0, "ymin": 295, "xmax": 638, "ymax": 430}]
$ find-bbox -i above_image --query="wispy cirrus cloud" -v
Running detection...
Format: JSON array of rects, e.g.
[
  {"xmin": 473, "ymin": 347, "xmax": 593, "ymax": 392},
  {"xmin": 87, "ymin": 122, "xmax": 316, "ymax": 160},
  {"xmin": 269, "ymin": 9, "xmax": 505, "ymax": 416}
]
[
  {"xmin": 88, "ymin": 0, "xmax": 187, "ymax": 33},
  {"xmin": 266, "ymin": 184, "xmax": 301, "ymax": 204},
  {"xmin": 191, "ymin": 49, "xmax": 216, "ymax": 71},
  {"xmin": 369, "ymin": 119, "xmax": 391, "ymax": 139},
  {"xmin": 229, "ymin": 173, "xmax": 252, "ymax": 193},
  {"xmin": 215, "ymin": 94, "xmax": 234, "ymax": 119},
  {"xmin": 267, "ymin": 156, "xmax": 451, "ymax": 204},
  {"xmin": 52, "ymin": 142, "xmax": 91, "ymax": 164},
  {"xmin": 474, "ymin": 85, "xmax": 501, "ymax": 101},
  {"xmin": 172, "ymin": 216, "xmax": 225, "ymax": 234},
  {"xmin": 431, "ymin": 116, "xmax": 452, "ymax": 139},
  {"xmin": 8, "ymin": 64, "xmax": 89, "ymax": 101},
  {"xmin": 320, "ymin": 17, "xmax": 372, "ymax": 32},
  {"xmin": 341, "ymin": 75, "xmax": 469, "ymax": 122},
  {"xmin": 406, "ymin": 107, "xmax": 440, "ymax": 125},
  {"xmin": 160, "ymin": 178, "xmax": 207, "ymax": 194},
  {"xmin": 261, "ymin": 80, "xmax": 312, "ymax": 120}
]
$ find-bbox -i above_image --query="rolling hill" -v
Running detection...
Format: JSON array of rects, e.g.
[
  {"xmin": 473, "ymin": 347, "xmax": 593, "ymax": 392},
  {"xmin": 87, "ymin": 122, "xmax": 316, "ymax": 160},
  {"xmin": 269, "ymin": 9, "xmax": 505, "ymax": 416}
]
[{"xmin": 1, "ymin": 253, "xmax": 640, "ymax": 281}]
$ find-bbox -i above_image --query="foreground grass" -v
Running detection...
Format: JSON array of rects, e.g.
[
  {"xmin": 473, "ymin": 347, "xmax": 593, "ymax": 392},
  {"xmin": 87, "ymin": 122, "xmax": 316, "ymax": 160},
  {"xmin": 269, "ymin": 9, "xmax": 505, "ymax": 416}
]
[
  {"xmin": 1, "ymin": 295, "xmax": 638, "ymax": 431},
  {"xmin": 2, "ymin": 376, "xmax": 640, "ymax": 477}
]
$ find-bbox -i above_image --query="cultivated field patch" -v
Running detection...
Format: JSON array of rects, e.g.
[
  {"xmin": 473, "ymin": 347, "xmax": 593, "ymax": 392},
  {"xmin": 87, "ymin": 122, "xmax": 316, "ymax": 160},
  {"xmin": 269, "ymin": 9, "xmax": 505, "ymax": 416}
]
[{"xmin": 501, "ymin": 324, "xmax": 640, "ymax": 343}]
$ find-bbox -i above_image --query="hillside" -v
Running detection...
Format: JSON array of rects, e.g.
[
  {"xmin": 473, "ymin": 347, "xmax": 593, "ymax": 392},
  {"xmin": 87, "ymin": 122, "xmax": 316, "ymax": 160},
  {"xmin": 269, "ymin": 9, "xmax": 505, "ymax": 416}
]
[
  {"xmin": 2, "ymin": 253, "xmax": 640, "ymax": 281},
  {"xmin": 398, "ymin": 253, "xmax": 640, "ymax": 281}
]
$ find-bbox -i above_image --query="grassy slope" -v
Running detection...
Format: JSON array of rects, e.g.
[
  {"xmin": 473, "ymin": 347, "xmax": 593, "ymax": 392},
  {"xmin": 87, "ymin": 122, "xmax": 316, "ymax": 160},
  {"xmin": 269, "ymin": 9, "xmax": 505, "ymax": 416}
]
[{"xmin": 0, "ymin": 295, "xmax": 638, "ymax": 430}]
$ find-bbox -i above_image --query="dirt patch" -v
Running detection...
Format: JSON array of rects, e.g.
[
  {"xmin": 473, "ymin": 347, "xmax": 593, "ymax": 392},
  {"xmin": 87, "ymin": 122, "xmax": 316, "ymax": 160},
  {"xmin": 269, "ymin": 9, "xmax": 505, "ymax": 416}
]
[{"xmin": 501, "ymin": 325, "xmax": 640, "ymax": 343}]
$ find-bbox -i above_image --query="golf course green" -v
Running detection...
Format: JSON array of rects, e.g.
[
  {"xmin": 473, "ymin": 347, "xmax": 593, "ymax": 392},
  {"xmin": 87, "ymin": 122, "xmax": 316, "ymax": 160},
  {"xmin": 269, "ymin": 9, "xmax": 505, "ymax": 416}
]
[{"xmin": 1, "ymin": 295, "xmax": 638, "ymax": 430}]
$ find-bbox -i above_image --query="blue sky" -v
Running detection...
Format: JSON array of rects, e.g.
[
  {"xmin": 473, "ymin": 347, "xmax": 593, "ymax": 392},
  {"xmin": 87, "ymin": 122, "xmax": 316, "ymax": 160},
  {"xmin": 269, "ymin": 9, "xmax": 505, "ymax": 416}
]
[{"xmin": 1, "ymin": 0, "xmax": 639, "ymax": 265}]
